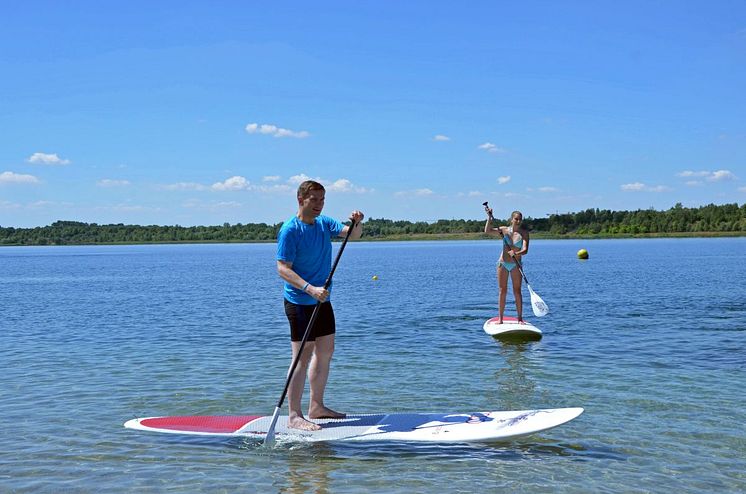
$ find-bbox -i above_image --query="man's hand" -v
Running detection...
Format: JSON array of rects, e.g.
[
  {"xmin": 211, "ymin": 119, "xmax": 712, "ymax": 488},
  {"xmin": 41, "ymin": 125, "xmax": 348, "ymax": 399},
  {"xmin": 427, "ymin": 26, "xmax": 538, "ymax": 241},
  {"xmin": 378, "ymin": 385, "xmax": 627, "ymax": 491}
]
[
  {"xmin": 306, "ymin": 285, "xmax": 329, "ymax": 303},
  {"xmin": 349, "ymin": 210, "xmax": 364, "ymax": 224}
]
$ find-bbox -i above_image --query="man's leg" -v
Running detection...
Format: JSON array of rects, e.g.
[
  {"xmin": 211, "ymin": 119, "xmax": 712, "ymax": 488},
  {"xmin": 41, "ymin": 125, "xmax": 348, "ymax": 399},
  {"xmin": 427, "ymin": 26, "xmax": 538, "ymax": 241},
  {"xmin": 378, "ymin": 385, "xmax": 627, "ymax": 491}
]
[
  {"xmin": 308, "ymin": 333, "xmax": 345, "ymax": 419},
  {"xmin": 287, "ymin": 340, "xmax": 321, "ymax": 431}
]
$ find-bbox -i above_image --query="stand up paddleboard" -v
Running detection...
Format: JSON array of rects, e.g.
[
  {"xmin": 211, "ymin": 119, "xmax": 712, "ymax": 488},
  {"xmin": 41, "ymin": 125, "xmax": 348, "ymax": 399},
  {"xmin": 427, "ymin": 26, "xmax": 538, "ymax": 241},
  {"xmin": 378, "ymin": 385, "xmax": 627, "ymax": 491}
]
[
  {"xmin": 484, "ymin": 316, "xmax": 542, "ymax": 341},
  {"xmin": 124, "ymin": 407, "xmax": 582, "ymax": 443}
]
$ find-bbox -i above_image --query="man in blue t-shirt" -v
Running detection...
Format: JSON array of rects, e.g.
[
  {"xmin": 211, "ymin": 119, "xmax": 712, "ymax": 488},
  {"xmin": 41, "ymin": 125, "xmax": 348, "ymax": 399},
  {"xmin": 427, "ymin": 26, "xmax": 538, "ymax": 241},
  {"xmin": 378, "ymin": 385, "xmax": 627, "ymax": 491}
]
[{"xmin": 276, "ymin": 180, "xmax": 364, "ymax": 431}]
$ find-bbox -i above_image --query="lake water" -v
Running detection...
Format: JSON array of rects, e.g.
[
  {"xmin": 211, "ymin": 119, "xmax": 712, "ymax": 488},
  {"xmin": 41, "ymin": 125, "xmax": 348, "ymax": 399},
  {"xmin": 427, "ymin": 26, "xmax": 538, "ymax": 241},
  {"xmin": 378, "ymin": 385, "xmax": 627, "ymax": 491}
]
[{"xmin": 1, "ymin": 238, "xmax": 745, "ymax": 493}]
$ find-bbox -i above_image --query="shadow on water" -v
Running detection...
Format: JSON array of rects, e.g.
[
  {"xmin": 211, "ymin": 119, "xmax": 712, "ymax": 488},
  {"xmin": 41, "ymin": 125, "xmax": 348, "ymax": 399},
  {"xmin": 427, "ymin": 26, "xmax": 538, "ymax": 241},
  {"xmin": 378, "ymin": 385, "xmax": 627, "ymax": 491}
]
[
  {"xmin": 138, "ymin": 432, "xmax": 626, "ymax": 463},
  {"xmin": 490, "ymin": 333, "xmax": 542, "ymax": 344},
  {"xmin": 234, "ymin": 437, "xmax": 627, "ymax": 463}
]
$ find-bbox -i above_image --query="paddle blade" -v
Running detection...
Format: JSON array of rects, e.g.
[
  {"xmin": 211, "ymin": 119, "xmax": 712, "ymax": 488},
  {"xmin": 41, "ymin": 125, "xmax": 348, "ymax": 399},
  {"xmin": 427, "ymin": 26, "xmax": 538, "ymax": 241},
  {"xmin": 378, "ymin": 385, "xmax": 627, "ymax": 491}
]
[
  {"xmin": 527, "ymin": 284, "xmax": 549, "ymax": 317},
  {"xmin": 262, "ymin": 407, "xmax": 281, "ymax": 447},
  {"xmin": 264, "ymin": 429, "xmax": 276, "ymax": 447}
]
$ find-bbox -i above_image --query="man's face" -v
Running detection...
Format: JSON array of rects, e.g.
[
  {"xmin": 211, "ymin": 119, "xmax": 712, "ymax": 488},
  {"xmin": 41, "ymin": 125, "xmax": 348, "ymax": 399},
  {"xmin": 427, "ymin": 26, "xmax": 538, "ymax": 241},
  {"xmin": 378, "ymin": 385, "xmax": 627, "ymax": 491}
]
[{"xmin": 299, "ymin": 189, "xmax": 325, "ymax": 217}]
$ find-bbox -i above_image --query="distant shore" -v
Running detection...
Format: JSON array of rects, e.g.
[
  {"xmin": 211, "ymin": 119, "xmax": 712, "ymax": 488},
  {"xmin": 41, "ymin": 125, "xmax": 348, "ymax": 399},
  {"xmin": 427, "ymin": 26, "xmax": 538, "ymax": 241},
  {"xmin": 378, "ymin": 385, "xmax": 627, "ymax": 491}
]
[
  {"xmin": 2, "ymin": 203, "xmax": 744, "ymax": 245},
  {"xmin": 1, "ymin": 230, "xmax": 744, "ymax": 247},
  {"xmin": 362, "ymin": 231, "xmax": 746, "ymax": 241}
]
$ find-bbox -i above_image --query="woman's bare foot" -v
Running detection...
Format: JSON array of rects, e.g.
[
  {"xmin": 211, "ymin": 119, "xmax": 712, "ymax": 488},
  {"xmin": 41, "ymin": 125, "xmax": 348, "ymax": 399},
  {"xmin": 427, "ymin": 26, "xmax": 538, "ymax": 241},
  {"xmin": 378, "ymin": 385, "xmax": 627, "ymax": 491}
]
[
  {"xmin": 288, "ymin": 414, "xmax": 321, "ymax": 431},
  {"xmin": 308, "ymin": 406, "xmax": 346, "ymax": 419}
]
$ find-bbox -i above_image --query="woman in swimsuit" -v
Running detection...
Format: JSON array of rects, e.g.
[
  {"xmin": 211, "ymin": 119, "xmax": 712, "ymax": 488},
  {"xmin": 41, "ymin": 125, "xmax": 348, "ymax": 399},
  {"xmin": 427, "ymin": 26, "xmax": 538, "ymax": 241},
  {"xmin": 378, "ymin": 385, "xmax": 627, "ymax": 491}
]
[{"xmin": 484, "ymin": 208, "xmax": 530, "ymax": 323}]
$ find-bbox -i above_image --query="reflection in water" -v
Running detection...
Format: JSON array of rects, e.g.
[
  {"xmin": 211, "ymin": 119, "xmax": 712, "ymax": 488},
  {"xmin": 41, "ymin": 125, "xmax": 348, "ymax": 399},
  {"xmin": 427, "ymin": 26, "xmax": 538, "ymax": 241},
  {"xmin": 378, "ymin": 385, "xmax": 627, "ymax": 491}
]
[
  {"xmin": 489, "ymin": 342, "xmax": 541, "ymax": 411},
  {"xmin": 280, "ymin": 443, "xmax": 335, "ymax": 494},
  {"xmin": 236, "ymin": 440, "xmax": 337, "ymax": 493}
]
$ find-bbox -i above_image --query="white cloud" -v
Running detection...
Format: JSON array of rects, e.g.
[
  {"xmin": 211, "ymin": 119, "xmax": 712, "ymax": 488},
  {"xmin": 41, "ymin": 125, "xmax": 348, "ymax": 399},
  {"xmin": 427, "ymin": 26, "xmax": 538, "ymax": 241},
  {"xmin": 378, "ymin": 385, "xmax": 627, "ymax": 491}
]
[
  {"xmin": 161, "ymin": 182, "xmax": 209, "ymax": 191},
  {"xmin": 433, "ymin": 134, "xmax": 451, "ymax": 141},
  {"xmin": 677, "ymin": 169, "xmax": 737, "ymax": 182},
  {"xmin": 245, "ymin": 123, "xmax": 310, "ymax": 138},
  {"xmin": 395, "ymin": 188, "xmax": 434, "ymax": 197},
  {"xmin": 621, "ymin": 182, "xmax": 671, "ymax": 192},
  {"xmin": 112, "ymin": 205, "xmax": 156, "ymax": 212},
  {"xmin": 497, "ymin": 176, "xmax": 511, "ymax": 185},
  {"xmin": 455, "ymin": 191, "xmax": 484, "ymax": 198},
  {"xmin": 708, "ymin": 170, "xmax": 737, "ymax": 182},
  {"xmin": 28, "ymin": 200, "xmax": 55, "ymax": 209},
  {"xmin": 504, "ymin": 192, "xmax": 529, "ymax": 199},
  {"xmin": 478, "ymin": 142, "xmax": 506, "ymax": 154},
  {"xmin": 255, "ymin": 184, "xmax": 292, "ymax": 193},
  {"xmin": 738, "ymin": 186, "xmax": 746, "ymax": 193},
  {"xmin": 677, "ymin": 170, "xmax": 709, "ymax": 178},
  {"xmin": 413, "ymin": 188, "xmax": 434, "ymax": 196},
  {"xmin": 621, "ymin": 182, "xmax": 646, "ymax": 191},
  {"xmin": 27, "ymin": 152, "xmax": 71, "ymax": 165},
  {"xmin": 0, "ymin": 171, "xmax": 40, "ymax": 184},
  {"xmin": 97, "ymin": 179, "xmax": 131, "ymax": 187},
  {"xmin": 286, "ymin": 174, "xmax": 368, "ymax": 193},
  {"xmin": 685, "ymin": 181, "xmax": 703, "ymax": 187},
  {"xmin": 1, "ymin": 200, "xmax": 64, "ymax": 210},
  {"xmin": 326, "ymin": 178, "xmax": 369, "ymax": 193},
  {"xmin": 212, "ymin": 176, "xmax": 251, "ymax": 191},
  {"xmin": 182, "ymin": 199, "xmax": 243, "ymax": 212},
  {"xmin": 329, "ymin": 179, "xmax": 355, "ymax": 192},
  {"xmin": 288, "ymin": 173, "xmax": 314, "ymax": 185},
  {"xmin": 0, "ymin": 200, "xmax": 21, "ymax": 209},
  {"xmin": 526, "ymin": 186, "xmax": 558, "ymax": 192},
  {"xmin": 159, "ymin": 174, "xmax": 367, "ymax": 195},
  {"xmin": 91, "ymin": 203, "xmax": 162, "ymax": 213}
]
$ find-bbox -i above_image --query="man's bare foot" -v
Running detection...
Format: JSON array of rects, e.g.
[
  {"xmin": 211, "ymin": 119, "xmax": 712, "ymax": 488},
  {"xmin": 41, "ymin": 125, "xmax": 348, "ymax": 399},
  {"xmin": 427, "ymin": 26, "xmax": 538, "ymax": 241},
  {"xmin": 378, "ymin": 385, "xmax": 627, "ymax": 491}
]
[
  {"xmin": 308, "ymin": 406, "xmax": 346, "ymax": 419},
  {"xmin": 497, "ymin": 319, "xmax": 503, "ymax": 324},
  {"xmin": 288, "ymin": 415, "xmax": 321, "ymax": 431}
]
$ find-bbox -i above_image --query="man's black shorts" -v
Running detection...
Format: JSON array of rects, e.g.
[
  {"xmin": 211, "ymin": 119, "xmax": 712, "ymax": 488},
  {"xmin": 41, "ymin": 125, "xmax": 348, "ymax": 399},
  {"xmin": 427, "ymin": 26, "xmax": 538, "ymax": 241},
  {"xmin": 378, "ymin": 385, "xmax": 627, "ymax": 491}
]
[{"xmin": 283, "ymin": 299, "xmax": 336, "ymax": 342}]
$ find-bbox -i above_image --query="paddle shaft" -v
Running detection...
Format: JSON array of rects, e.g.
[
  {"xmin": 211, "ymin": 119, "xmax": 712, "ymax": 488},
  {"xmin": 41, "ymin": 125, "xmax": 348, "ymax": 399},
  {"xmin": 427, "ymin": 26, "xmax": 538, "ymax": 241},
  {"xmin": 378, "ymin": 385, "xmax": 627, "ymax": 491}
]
[{"xmin": 264, "ymin": 220, "xmax": 356, "ymax": 445}]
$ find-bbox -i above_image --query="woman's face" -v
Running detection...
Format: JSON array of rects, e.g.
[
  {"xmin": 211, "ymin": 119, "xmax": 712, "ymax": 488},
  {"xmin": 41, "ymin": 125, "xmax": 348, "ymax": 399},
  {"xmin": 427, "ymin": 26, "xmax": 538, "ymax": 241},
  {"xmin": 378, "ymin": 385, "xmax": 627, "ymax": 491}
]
[{"xmin": 511, "ymin": 213, "xmax": 523, "ymax": 226}]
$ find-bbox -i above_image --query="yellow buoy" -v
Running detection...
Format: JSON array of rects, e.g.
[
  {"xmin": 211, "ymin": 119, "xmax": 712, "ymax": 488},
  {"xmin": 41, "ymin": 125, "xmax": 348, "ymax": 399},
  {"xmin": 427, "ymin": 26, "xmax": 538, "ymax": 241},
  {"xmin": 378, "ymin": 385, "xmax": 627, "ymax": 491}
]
[
  {"xmin": 372, "ymin": 275, "xmax": 378, "ymax": 280},
  {"xmin": 577, "ymin": 249, "xmax": 589, "ymax": 260}
]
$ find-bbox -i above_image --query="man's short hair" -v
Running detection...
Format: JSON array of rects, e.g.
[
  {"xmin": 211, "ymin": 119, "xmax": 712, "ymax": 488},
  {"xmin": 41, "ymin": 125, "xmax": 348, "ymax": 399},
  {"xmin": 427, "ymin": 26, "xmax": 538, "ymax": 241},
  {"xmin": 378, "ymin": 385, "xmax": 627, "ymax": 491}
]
[{"xmin": 297, "ymin": 180, "xmax": 325, "ymax": 199}]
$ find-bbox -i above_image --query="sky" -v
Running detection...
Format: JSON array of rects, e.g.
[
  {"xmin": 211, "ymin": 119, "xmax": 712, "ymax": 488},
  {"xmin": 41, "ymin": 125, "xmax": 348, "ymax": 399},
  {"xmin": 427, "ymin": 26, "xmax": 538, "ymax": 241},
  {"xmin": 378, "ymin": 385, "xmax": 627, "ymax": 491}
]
[{"xmin": 1, "ymin": 1, "xmax": 745, "ymax": 227}]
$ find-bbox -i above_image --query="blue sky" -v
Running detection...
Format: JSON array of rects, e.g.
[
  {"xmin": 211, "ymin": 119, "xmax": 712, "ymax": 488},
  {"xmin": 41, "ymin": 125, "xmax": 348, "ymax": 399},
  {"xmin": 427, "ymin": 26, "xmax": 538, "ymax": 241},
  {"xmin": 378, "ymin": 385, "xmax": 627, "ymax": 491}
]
[{"xmin": 1, "ymin": 1, "xmax": 744, "ymax": 227}]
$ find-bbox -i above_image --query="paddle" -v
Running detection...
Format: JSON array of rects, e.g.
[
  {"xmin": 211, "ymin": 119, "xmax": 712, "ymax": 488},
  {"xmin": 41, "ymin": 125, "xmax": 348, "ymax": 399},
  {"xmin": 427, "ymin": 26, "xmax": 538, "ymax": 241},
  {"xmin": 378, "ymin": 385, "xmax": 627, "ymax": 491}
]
[
  {"xmin": 264, "ymin": 219, "xmax": 357, "ymax": 447},
  {"xmin": 483, "ymin": 202, "xmax": 549, "ymax": 317}
]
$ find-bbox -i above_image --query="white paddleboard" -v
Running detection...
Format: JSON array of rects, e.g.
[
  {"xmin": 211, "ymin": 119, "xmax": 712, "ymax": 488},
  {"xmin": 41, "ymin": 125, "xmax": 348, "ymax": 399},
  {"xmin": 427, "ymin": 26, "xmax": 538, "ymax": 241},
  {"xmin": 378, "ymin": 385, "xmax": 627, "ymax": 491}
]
[
  {"xmin": 483, "ymin": 316, "xmax": 542, "ymax": 341},
  {"xmin": 124, "ymin": 407, "xmax": 582, "ymax": 443}
]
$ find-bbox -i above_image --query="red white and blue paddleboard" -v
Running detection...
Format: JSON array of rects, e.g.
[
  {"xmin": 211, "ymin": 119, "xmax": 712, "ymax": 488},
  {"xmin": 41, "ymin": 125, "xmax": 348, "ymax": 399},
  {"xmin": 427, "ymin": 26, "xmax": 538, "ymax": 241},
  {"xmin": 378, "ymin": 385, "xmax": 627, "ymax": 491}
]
[
  {"xmin": 124, "ymin": 407, "xmax": 582, "ymax": 443},
  {"xmin": 484, "ymin": 316, "xmax": 542, "ymax": 341}
]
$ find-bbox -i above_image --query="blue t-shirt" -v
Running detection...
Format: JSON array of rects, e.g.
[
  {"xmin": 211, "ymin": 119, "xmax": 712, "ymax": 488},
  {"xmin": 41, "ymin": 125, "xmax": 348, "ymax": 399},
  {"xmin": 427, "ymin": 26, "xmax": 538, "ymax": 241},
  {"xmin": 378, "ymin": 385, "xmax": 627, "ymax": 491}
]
[{"xmin": 277, "ymin": 215, "xmax": 345, "ymax": 305}]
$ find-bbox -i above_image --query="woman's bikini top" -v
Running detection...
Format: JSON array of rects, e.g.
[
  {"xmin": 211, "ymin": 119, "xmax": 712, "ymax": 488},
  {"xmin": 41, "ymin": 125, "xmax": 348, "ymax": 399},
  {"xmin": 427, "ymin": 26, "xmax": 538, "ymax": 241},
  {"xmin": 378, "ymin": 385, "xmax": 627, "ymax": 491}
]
[{"xmin": 505, "ymin": 226, "xmax": 524, "ymax": 249}]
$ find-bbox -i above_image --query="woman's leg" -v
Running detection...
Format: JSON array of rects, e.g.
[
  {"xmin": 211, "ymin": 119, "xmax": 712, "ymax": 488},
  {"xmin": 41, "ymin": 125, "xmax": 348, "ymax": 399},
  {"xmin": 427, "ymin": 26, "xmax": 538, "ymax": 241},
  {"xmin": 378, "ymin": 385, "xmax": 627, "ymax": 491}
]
[
  {"xmin": 510, "ymin": 268, "xmax": 523, "ymax": 321},
  {"xmin": 498, "ymin": 264, "xmax": 508, "ymax": 323}
]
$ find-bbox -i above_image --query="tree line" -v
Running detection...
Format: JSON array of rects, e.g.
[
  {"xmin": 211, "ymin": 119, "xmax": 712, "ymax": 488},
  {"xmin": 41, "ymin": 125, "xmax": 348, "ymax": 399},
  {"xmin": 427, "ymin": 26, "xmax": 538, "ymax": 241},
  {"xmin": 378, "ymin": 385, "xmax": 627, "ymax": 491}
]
[{"xmin": 1, "ymin": 202, "xmax": 744, "ymax": 245}]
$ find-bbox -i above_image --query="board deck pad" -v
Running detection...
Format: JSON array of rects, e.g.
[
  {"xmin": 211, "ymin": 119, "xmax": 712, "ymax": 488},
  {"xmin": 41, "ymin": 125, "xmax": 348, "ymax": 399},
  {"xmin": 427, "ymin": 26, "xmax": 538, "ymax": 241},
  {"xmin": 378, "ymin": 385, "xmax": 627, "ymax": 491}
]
[
  {"xmin": 483, "ymin": 316, "xmax": 542, "ymax": 341},
  {"xmin": 124, "ymin": 407, "xmax": 583, "ymax": 443}
]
